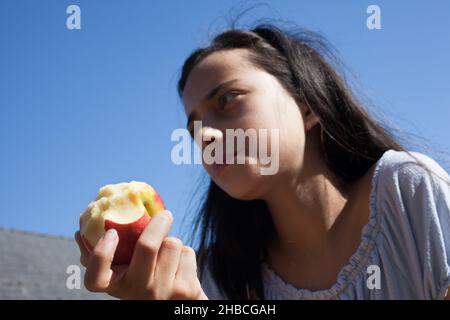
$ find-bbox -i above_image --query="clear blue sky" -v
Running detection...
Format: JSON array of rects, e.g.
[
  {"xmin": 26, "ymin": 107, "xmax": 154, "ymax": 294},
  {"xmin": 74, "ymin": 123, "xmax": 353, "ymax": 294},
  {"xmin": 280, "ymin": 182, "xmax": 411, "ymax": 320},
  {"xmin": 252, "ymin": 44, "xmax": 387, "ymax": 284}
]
[{"xmin": 1, "ymin": 0, "xmax": 449, "ymax": 246}]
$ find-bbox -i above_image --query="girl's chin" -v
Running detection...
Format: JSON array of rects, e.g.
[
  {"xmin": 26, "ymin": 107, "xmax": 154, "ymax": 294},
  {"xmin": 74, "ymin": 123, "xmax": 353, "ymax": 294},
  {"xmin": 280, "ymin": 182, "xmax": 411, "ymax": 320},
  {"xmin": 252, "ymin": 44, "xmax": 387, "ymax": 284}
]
[
  {"xmin": 208, "ymin": 158, "xmax": 261, "ymax": 177},
  {"xmin": 212, "ymin": 163, "xmax": 266, "ymax": 200}
]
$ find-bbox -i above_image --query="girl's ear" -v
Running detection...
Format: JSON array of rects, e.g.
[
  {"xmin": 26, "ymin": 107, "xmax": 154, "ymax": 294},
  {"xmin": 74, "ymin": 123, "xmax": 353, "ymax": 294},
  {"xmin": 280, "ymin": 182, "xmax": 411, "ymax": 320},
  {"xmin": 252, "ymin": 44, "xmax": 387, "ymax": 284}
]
[{"xmin": 302, "ymin": 105, "xmax": 320, "ymax": 132}]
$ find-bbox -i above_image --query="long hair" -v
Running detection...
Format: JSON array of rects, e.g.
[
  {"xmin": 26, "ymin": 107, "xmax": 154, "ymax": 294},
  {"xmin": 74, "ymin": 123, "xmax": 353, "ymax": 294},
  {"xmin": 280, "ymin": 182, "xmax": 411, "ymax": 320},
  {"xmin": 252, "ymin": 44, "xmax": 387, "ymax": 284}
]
[{"xmin": 177, "ymin": 23, "xmax": 446, "ymax": 299}]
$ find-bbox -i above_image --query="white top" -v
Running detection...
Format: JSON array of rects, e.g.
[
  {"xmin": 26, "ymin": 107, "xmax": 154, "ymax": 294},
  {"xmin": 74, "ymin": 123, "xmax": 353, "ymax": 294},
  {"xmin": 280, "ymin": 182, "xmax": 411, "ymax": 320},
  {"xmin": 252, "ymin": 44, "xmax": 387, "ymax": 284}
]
[{"xmin": 199, "ymin": 149, "xmax": 450, "ymax": 299}]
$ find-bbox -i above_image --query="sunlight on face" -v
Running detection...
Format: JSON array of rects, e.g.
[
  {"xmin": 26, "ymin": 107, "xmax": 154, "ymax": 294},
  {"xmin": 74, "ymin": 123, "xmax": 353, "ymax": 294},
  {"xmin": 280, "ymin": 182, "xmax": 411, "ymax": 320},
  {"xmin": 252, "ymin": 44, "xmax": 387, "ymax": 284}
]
[{"xmin": 182, "ymin": 49, "xmax": 307, "ymax": 200}]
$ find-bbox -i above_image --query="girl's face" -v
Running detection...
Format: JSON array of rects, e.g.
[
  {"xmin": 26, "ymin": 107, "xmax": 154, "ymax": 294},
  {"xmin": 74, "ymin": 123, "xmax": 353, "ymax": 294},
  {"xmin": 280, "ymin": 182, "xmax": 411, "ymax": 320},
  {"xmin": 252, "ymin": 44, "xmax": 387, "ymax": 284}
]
[{"xmin": 182, "ymin": 49, "xmax": 319, "ymax": 200}]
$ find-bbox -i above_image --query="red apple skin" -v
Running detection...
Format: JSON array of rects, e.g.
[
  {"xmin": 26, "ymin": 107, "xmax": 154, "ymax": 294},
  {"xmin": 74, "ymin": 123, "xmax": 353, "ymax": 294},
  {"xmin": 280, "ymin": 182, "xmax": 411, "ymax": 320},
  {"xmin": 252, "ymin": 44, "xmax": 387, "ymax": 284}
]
[
  {"xmin": 80, "ymin": 182, "xmax": 166, "ymax": 265},
  {"xmin": 104, "ymin": 213, "xmax": 151, "ymax": 265},
  {"xmin": 153, "ymin": 192, "xmax": 165, "ymax": 209}
]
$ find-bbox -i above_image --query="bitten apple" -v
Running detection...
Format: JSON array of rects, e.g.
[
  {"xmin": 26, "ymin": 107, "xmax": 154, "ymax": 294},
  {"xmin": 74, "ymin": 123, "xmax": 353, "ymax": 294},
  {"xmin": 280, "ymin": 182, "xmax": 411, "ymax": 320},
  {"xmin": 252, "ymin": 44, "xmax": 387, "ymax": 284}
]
[{"xmin": 79, "ymin": 181, "xmax": 165, "ymax": 265}]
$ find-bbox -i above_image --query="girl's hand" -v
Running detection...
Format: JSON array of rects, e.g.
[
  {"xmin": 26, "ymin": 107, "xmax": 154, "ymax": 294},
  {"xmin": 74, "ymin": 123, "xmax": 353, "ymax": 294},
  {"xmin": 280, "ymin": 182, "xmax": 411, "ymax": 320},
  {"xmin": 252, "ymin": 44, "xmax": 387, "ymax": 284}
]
[{"xmin": 74, "ymin": 210, "xmax": 208, "ymax": 300}]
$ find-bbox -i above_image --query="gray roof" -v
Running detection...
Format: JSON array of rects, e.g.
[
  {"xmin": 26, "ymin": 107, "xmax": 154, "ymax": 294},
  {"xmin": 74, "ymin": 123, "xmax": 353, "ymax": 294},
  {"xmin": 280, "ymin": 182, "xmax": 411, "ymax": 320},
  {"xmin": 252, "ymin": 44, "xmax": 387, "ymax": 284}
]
[{"xmin": 0, "ymin": 228, "xmax": 113, "ymax": 300}]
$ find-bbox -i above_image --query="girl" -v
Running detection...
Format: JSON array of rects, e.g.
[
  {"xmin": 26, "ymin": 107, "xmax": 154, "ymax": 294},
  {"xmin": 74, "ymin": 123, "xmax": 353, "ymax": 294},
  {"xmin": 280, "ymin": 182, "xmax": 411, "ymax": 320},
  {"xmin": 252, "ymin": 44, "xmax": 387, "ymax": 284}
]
[{"xmin": 75, "ymin": 24, "xmax": 450, "ymax": 300}]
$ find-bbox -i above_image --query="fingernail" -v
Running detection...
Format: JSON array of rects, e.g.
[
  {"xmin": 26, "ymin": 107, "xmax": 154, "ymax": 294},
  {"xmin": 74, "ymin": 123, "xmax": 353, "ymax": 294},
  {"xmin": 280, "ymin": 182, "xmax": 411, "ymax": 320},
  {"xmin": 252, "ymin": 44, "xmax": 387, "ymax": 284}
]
[
  {"xmin": 104, "ymin": 229, "xmax": 118, "ymax": 243},
  {"xmin": 157, "ymin": 210, "xmax": 172, "ymax": 222},
  {"xmin": 163, "ymin": 210, "xmax": 173, "ymax": 221}
]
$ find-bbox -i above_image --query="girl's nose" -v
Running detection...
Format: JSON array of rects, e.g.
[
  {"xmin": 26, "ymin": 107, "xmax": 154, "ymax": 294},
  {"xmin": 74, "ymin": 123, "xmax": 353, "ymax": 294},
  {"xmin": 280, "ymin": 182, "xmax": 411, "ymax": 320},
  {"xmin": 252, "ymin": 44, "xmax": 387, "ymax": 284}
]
[{"xmin": 198, "ymin": 127, "xmax": 223, "ymax": 150}]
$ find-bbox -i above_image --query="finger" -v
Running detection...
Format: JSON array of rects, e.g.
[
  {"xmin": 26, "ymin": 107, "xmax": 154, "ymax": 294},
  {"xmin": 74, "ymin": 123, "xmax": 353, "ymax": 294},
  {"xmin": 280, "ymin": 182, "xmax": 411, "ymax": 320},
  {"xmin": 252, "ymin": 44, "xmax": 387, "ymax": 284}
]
[
  {"xmin": 74, "ymin": 231, "xmax": 90, "ymax": 267},
  {"xmin": 153, "ymin": 237, "xmax": 183, "ymax": 286},
  {"xmin": 84, "ymin": 229, "xmax": 118, "ymax": 292},
  {"xmin": 127, "ymin": 210, "xmax": 173, "ymax": 282},
  {"xmin": 175, "ymin": 246, "xmax": 198, "ymax": 282},
  {"xmin": 173, "ymin": 246, "xmax": 207, "ymax": 300}
]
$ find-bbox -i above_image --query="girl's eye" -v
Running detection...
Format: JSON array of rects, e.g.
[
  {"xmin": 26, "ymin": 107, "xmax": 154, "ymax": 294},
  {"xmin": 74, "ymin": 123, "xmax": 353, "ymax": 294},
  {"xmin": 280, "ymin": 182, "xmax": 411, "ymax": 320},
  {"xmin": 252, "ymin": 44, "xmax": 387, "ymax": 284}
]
[{"xmin": 218, "ymin": 91, "xmax": 240, "ymax": 110}]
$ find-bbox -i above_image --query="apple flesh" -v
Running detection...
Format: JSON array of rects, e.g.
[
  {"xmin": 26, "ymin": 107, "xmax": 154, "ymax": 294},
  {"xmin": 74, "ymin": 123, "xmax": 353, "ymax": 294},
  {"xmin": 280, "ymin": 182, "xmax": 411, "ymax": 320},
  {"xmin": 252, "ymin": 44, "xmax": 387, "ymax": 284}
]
[{"xmin": 79, "ymin": 181, "xmax": 165, "ymax": 265}]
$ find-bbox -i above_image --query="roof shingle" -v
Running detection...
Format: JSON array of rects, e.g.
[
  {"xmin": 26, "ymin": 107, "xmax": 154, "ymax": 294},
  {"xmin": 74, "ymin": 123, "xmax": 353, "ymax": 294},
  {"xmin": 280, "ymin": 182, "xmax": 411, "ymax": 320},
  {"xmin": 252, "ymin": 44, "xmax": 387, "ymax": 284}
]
[{"xmin": 0, "ymin": 228, "xmax": 113, "ymax": 299}]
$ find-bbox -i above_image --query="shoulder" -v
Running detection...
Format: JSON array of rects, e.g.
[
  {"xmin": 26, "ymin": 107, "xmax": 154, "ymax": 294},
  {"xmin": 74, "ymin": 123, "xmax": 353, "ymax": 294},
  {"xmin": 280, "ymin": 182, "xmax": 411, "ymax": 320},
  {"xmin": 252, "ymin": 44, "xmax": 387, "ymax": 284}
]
[
  {"xmin": 374, "ymin": 149, "xmax": 450, "ymax": 223},
  {"xmin": 373, "ymin": 149, "xmax": 450, "ymax": 299},
  {"xmin": 376, "ymin": 149, "xmax": 450, "ymax": 189}
]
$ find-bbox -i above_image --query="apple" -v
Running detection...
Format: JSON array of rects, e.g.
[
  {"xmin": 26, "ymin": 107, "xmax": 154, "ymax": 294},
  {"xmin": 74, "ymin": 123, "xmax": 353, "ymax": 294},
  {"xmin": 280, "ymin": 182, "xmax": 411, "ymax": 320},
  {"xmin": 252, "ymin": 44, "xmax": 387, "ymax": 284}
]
[{"xmin": 79, "ymin": 181, "xmax": 165, "ymax": 265}]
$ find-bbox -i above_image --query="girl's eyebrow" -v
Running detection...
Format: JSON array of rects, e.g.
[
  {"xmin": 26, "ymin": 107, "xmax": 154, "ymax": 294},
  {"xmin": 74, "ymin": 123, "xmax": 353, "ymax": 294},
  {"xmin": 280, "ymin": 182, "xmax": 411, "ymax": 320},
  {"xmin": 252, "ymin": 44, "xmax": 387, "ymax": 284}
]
[
  {"xmin": 203, "ymin": 78, "xmax": 239, "ymax": 102},
  {"xmin": 186, "ymin": 78, "xmax": 240, "ymax": 129}
]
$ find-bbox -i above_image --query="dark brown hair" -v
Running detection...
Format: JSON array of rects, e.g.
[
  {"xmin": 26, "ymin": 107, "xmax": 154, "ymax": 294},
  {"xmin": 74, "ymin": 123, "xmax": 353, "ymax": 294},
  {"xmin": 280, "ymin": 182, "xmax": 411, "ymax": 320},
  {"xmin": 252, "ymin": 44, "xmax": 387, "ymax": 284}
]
[{"xmin": 177, "ymin": 23, "xmax": 448, "ymax": 299}]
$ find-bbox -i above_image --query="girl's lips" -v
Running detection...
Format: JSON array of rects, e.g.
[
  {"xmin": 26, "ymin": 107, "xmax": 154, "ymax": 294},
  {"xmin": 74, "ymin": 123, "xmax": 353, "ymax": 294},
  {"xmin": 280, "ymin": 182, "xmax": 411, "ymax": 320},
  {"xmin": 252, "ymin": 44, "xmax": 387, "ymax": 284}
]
[
  {"xmin": 210, "ymin": 154, "xmax": 237, "ymax": 175},
  {"xmin": 211, "ymin": 163, "xmax": 228, "ymax": 175}
]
